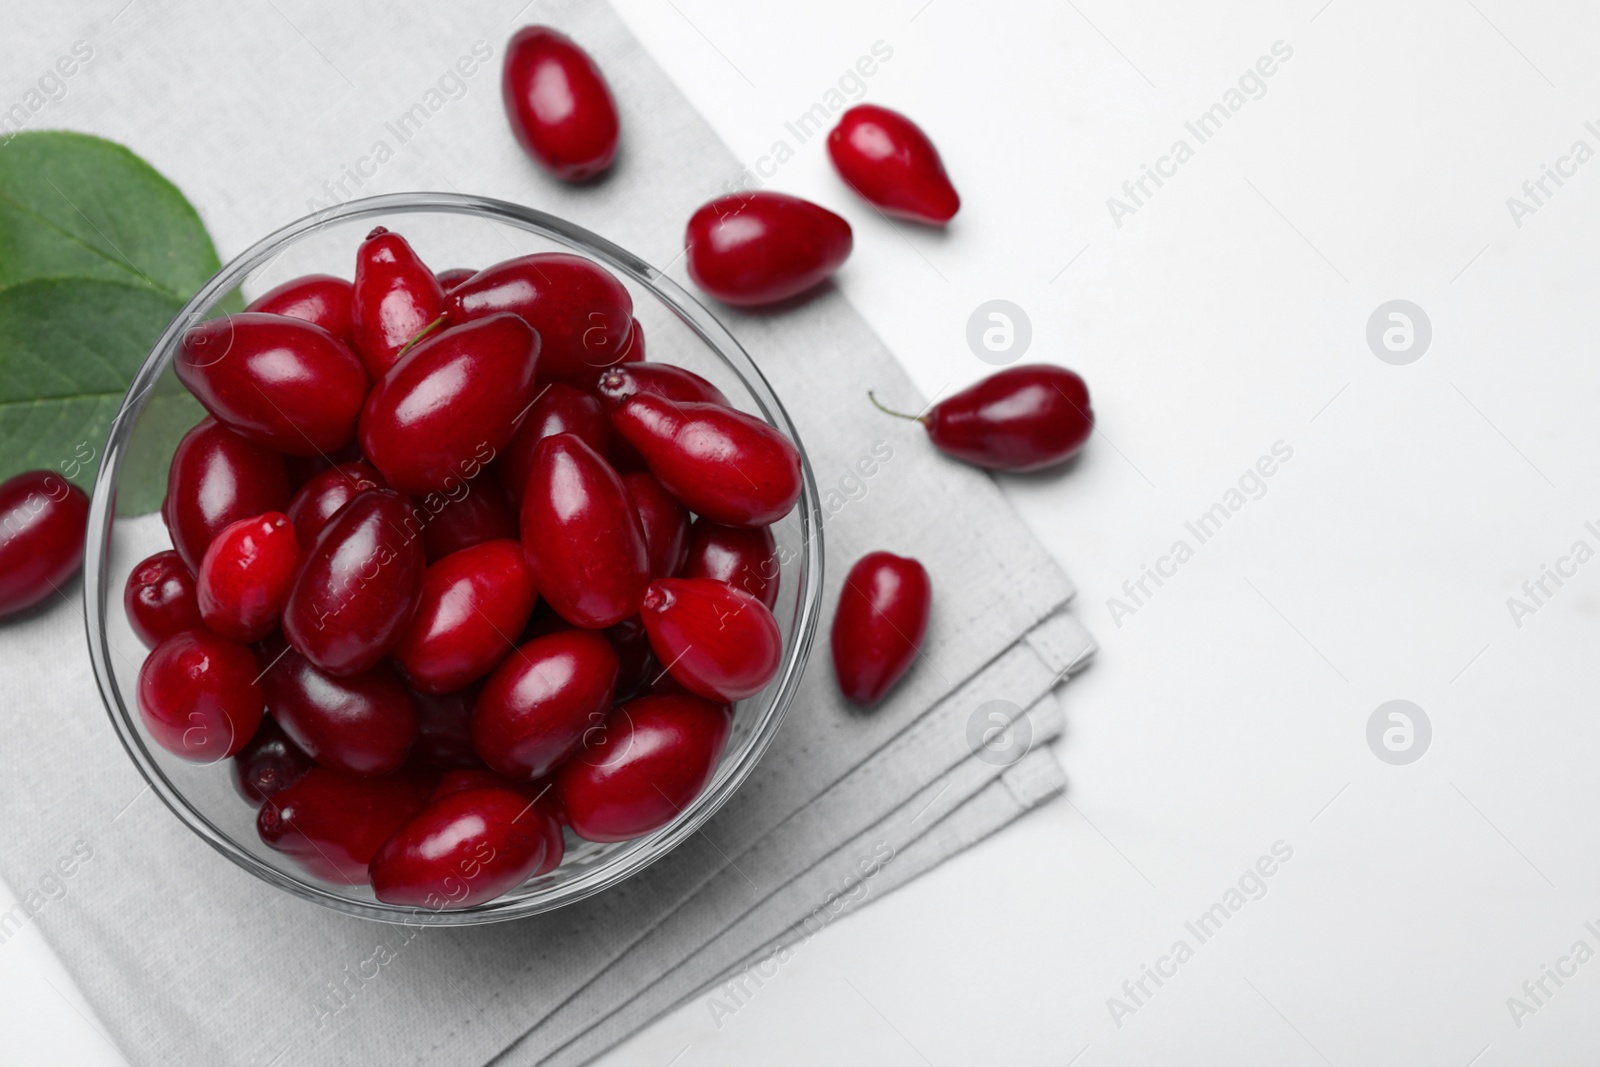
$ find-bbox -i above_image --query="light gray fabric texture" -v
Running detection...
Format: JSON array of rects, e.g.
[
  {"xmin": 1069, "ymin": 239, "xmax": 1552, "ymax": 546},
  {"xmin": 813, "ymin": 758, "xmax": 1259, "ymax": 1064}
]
[
  {"xmin": 522, "ymin": 697, "xmax": 1072, "ymax": 1067},
  {"xmin": 501, "ymin": 614, "xmax": 1092, "ymax": 1062}
]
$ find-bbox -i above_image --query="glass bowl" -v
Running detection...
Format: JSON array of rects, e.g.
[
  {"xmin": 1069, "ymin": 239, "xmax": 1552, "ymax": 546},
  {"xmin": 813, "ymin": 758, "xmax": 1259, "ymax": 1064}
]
[{"xmin": 82, "ymin": 192, "xmax": 824, "ymax": 925}]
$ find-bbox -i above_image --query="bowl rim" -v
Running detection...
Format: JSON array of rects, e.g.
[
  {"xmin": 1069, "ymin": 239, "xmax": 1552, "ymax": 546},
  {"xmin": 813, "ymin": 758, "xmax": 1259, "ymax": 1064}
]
[{"xmin": 82, "ymin": 191, "xmax": 825, "ymax": 925}]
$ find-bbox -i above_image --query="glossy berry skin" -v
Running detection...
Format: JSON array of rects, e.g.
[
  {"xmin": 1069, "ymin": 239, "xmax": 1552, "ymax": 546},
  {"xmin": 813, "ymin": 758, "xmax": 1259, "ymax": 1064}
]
[
  {"xmin": 639, "ymin": 578, "xmax": 782, "ymax": 702},
  {"xmin": 429, "ymin": 772, "xmax": 566, "ymax": 871},
  {"xmin": 161, "ymin": 419, "xmax": 291, "ymax": 571},
  {"xmin": 682, "ymin": 518, "xmax": 779, "ymax": 610},
  {"xmin": 419, "ymin": 475, "xmax": 518, "ymax": 561},
  {"xmin": 196, "ymin": 512, "xmax": 299, "ymax": 643},
  {"xmin": 435, "ymin": 267, "xmax": 476, "ymax": 292},
  {"xmin": 594, "ymin": 363, "xmax": 729, "ymax": 474},
  {"xmin": 472, "ymin": 628, "xmax": 619, "ymax": 780},
  {"xmin": 922, "ymin": 365, "xmax": 1093, "ymax": 472},
  {"xmin": 282, "ymin": 489, "xmax": 426, "ymax": 677},
  {"xmin": 369, "ymin": 786, "xmax": 560, "ymax": 907},
  {"xmin": 245, "ymin": 273, "xmax": 356, "ymax": 344},
  {"xmin": 409, "ymin": 687, "xmax": 483, "ymax": 770},
  {"xmin": 445, "ymin": 254, "xmax": 633, "ymax": 386},
  {"xmin": 136, "ymin": 630, "xmax": 264, "ymax": 762},
  {"xmin": 521, "ymin": 434, "xmax": 650, "ymax": 629},
  {"xmin": 612, "ymin": 394, "xmax": 802, "ymax": 527},
  {"xmin": 175, "ymin": 313, "xmax": 368, "ymax": 456},
  {"xmin": 258, "ymin": 642, "xmax": 417, "ymax": 776},
  {"xmin": 593, "ymin": 362, "xmax": 729, "ymax": 411},
  {"xmin": 619, "ymin": 318, "xmax": 646, "ymax": 363},
  {"xmin": 499, "ymin": 383, "xmax": 610, "ymax": 506},
  {"xmin": 622, "ymin": 472, "xmax": 689, "ymax": 579},
  {"xmin": 502, "ymin": 26, "xmax": 619, "ymax": 182},
  {"xmin": 827, "ymin": 105, "xmax": 960, "ymax": 225},
  {"xmin": 393, "ymin": 539, "xmax": 538, "ymax": 694},
  {"xmin": 124, "ymin": 550, "xmax": 202, "ymax": 648},
  {"xmin": 0, "ymin": 471, "xmax": 89, "ymax": 617},
  {"xmin": 831, "ymin": 552, "xmax": 931, "ymax": 706},
  {"xmin": 358, "ymin": 313, "xmax": 539, "ymax": 495},
  {"xmin": 556, "ymin": 694, "xmax": 732, "ymax": 842},
  {"xmin": 229, "ymin": 715, "xmax": 314, "ymax": 805},
  {"xmin": 648, "ymin": 668, "xmax": 705, "ymax": 701},
  {"xmin": 351, "ymin": 227, "xmax": 447, "ymax": 377},
  {"xmin": 432, "ymin": 768, "xmax": 526, "ymax": 801},
  {"xmin": 685, "ymin": 192, "xmax": 852, "ymax": 307},
  {"xmin": 257, "ymin": 767, "xmax": 430, "ymax": 884},
  {"xmin": 286, "ymin": 461, "xmax": 384, "ymax": 548}
]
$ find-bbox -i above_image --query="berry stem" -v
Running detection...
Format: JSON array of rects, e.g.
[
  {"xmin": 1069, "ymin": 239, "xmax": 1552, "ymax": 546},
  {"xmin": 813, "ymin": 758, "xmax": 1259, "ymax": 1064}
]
[
  {"xmin": 396, "ymin": 315, "xmax": 447, "ymax": 360},
  {"xmin": 867, "ymin": 391, "xmax": 925, "ymax": 423}
]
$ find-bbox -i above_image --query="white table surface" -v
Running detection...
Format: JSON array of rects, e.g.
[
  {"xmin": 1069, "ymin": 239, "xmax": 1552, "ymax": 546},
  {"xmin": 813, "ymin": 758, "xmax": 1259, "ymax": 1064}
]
[{"xmin": 7, "ymin": 0, "xmax": 1600, "ymax": 1063}]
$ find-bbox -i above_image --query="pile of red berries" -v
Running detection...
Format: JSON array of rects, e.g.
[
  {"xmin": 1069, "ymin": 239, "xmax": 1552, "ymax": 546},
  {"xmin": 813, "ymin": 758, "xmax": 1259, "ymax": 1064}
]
[
  {"xmin": 0, "ymin": 24, "xmax": 1101, "ymax": 912},
  {"xmin": 127, "ymin": 226, "xmax": 802, "ymax": 909}
]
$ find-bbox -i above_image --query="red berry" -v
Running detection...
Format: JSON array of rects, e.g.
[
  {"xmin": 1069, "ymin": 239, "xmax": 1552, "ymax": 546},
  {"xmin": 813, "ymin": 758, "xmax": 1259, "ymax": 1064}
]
[
  {"xmin": 594, "ymin": 362, "xmax": 730, "ymax": 474},
  {"xmin": 257, "ymin": 767, "xmax": 430, "ymax": 884},
  {"xmin": 408, "ymin": 686, "xmax": 484, "ymax": 771},
  {"xmin": 258, "ymin": 641, "xmax": 417, "ymax": 776},
  {"xmin": 435, "ymin": 267, "xmax": 476, "ymax": 291},
  {"xmin": 417, "ymin": 474, "xmax": 518, "ymax": 561},
  {"xmin": 555, "ymin": 694, "xmax": 731, "ymax": 842},
  {"xmin": 648, "ymin": 667, "xmax": 712, "ymax": 702},
  {"xmin": 281, "ymin": 443, "xmax": 363, "ymax": 493},
  {"xmin": 618, "ymin": 318, "xmax": 646, "ymax": 363},
  {"xmin": 604, "ymin": 615, "xmax": 658, "ymax": 700},
  {"xmin": 622, "ymin": 471, "xmax": 689, "ymax": 579},
  {"xmin": 358, "ymin": 314, "xmax": 539, "ymax": 495},
  {"xmin": 282, "ymin": 489, "xmax": 425, "ymax": 676},
  {"xmin": 0, "ymin": 470, "xmax": 88, "ymax": 617},
  {"xmin": 428, "ymin": 772, "xmax": 567, "ymax": 871},
  {"xmin": 175, "ymin": 313, "xmax": 368, "ymax": 456},
  {"xmin": 499, "ymin": 383, "xmax": 611, "ymax": 506},
  {"xmin": 229, "ymin": 715, "xmax": 314, "ymax": 805},
  {"xmin": 681, "ymin": 518, "xmax": 779, "ymax": 609},
  {"xmin": 875, "ymin": 364, "xmax": 1093, "ymax": 472},
  {"xmin": 471, "ymin": 628, "xmax": 619, "ymax": 780},
  {"xmin": 520, "ymin": 434, "xmax": 649, "ymax": 629},
  {"xmin": 502, "ymin": 26, "xmax": 620, "ymax": 182},
  {"xmin": 196, "ymin": 512, "xmax": 299, "ymax": 643},
  {"xmin": 593, "ymin": 362, "xmax": 730, "ymax": 411},
  {"xmin": 827, "ymin": 105, "xmax": 960, "ymax": 224},
  {"xmin": 431, "ymin": 768, "xmax": 540, "ymax": 801},
  {"xmin": 285, "ymin": 460, "xmax": 384, "ymax": 548},
  {"xmin": 639, "ymin": 578, "xmax": 781, "ymax": 702},
  {"xmin": 124, "ymin": 550, "xmax": 202, "ymax": 648},
  {"xmin": 136, "ymin": 630, "xmax": 265, "ymax": 762},
  {"xmin": 393, "ymin": 539, "xmax": 539, "ymax": 694},
  {"xmin": 830, "ymin": 551, "xmax": 932, "ymax": 706},
  {"xmin": 245, "ymin": 273, "xmax": 356, "ymax": 344},
  {"xmin": 686, "ymin": 192, "xmax": 852, "ymax": 306},
  {"xmin": 351, "ymin": 226, "xmax": 446, "ymax": 377},
  {"xmin": 161, "ymin": 418, "xmax": 290, "ymax": 571},
  {"xmin": 611, "ymin": 394, "xmax": 801, "ymax": 527},
  {"xmin": 370, "ymin": 786, "xmax": 560, "ymax": 906},
  {"xmin": 444, "ymin": 254, "xmax": 634, "ymax": 386}
]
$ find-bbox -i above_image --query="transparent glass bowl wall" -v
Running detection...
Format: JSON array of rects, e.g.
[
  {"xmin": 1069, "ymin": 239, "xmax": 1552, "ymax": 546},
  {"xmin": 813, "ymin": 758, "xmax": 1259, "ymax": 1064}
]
[{"xmin": 83, "ymin": 193, "xmax": 824, "ymax": 925}]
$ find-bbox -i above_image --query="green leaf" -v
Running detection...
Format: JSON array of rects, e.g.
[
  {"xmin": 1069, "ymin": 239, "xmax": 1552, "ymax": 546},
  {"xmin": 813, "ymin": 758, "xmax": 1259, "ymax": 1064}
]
[
  {"xmin": 0, "ymin": 130, "xmax": 220, "ymax": 299},
  {"xmin": 0, "ymin": 278, "xmax": 199, "ymax": 515}
]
